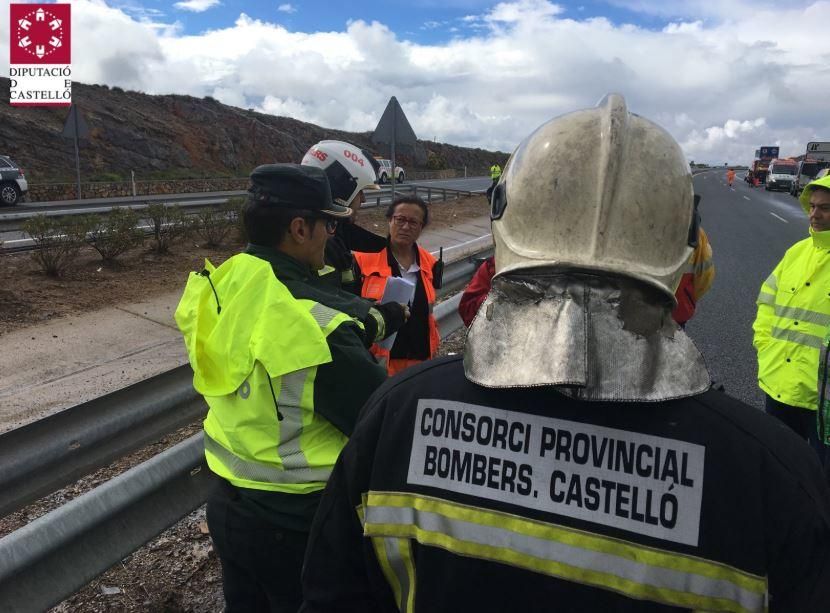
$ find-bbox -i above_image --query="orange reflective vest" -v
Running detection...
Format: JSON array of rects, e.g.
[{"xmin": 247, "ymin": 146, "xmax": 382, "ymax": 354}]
[{"xmin": 353, "ymin": 246, "xmax": 440, "ymax": 376}]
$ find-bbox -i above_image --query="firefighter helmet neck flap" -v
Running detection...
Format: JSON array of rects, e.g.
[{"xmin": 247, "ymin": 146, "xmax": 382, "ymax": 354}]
[{"xmin": 464, "ymin": 94, "xmax": 710, "ymax": 401}]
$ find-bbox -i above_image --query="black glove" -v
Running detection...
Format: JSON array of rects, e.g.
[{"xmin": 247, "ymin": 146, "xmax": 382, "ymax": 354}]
[{"xmin": 374, "ymin": 302, "xmax": 407, "ymax": 337}]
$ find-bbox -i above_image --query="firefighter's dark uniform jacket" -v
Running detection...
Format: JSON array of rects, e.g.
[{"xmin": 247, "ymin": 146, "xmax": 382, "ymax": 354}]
[{"xmin": 302, "ymin": 356, "xmax": 830, "ymax": 612}]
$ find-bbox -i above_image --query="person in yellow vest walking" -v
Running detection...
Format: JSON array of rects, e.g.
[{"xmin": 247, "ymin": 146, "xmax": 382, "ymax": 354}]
[
  {"xmin": 486, "ymin": 161, "xmax": 502, "ymax": 200},
  {"xmin": 175, "ymin": 164, "xmax": 389, "ymax": 612},
  {"xmin": 754, "ymin": 173, "xmax": 830, "ymax": 466}
]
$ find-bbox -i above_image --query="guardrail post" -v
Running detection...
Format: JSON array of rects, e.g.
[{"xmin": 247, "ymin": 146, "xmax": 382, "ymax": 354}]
[
  {"xmin": 376, "ymin": 196, "xmax": 381, "ymax": 207},
  {"xmin": 442, "ymin": 189, "xmax": 447, "ymax": 202},
  {"xmin": 427, "ymin": 187, "xmax": 432, "ymax": 202}
]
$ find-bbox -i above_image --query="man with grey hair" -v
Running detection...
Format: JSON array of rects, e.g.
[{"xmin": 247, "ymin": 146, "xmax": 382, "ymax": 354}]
[{"xmin": 300, "ymin": 96, "xmax": 830, "ymax": 612}]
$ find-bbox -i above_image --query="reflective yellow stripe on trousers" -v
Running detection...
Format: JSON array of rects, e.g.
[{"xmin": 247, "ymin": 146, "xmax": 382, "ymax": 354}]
[{"xmin": 363, "ymin": 492, "xmax": 768, "ymax": 613}]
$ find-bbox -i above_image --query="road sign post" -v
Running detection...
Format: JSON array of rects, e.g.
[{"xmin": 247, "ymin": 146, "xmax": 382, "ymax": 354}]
[
  {"xmin": 61, "ymin": 104, "xmax": 90, "ymax": 199},
  {"xmin": 372, "ymin": 97, "xmax": 417, "ymax": 200}
]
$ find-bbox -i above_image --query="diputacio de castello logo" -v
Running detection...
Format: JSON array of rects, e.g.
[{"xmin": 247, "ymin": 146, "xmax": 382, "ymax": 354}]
[{"xmin": 9, "ymin": 3, "xmax": 72, "ymax": 106}]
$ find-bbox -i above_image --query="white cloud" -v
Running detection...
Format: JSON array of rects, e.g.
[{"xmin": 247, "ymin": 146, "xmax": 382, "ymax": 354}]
[
  {"xmin": 173, "ymin": 0, "xmax": 220, "ymax": 12},
  {"xmin": 277, "ymin": 3, "xmax": 297, "ymax": 13},
  {"xmin": 486, "ymin": 0, "xmax": 565, "ymax": 23},
  {"xmin": 2, "ymin": 0, "xmax": 829, "ymax": 164}
]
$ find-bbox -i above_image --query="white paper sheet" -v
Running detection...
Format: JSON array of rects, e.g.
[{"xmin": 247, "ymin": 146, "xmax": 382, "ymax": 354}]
[{"xmin": 376, "ymin": 277, "xmax": 416, "ymax": 350}]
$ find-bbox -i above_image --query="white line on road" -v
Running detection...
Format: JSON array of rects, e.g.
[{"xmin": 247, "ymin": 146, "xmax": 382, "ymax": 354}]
[
  {"xmin": 743, "ymin": 196, "xmax": 750, "ymax": 200},
  {"xmin": 769, "ymin": 212, "xmax": 788, "ymax": 223}
]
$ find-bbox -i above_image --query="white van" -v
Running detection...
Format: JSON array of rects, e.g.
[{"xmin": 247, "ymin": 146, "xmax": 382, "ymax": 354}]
[
  {"xmin": 790, "ymin": 160, "xmax": 830, "ymax": 196},
  {"xmin": 765, "ymin": 159, "xmax": 798, "ymax": 192}
]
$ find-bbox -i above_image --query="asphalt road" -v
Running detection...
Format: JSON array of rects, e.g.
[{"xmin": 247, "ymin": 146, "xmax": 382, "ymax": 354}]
[
  {"xmin": 686, "ymin": 170, "xmax": 810, "ymax": 409},
  {"xmin": 408, "ymin": 176, "xmax": 492, "ymax": 192}
]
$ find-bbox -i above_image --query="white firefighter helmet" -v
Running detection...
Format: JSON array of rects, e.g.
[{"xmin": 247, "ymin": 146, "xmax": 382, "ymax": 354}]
[
  {"xmin": 301, "ymin": 140, "xmax": 380, "ymax": 206},
  {"xmin": 490, "ymin": 94, "xmax": 695, "ymax": 300}
]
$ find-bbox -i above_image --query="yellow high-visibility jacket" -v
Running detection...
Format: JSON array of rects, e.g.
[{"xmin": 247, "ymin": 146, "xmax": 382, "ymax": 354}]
[
  {"xmin": 753, "ymin": 229, "xmax": 830, "ymax": 410},
  {"xmin": 175, "ymin": 254, "xmax": 357, "ymax": 493}
]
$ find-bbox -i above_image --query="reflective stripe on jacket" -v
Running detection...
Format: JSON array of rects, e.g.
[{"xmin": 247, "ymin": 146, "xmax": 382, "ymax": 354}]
[
  {"xmin": 753, "ymin": 230, "xmax": 830, "ymax": 410},
  {"xmin": 174, "ymin": 253, "xmax": 355, "ymax": 493},
  {"xmin": 301, "ymin": 356, "xmax": 830, "ymax": 612},
  {"xmin": 353, "ymin": 246, "xmax": 440, "ymax": 375}
]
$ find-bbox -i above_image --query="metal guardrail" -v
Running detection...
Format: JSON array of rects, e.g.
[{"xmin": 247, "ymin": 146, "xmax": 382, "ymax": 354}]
[
  {"xmin": 0, "ymin": 184, "xmax": 481, "ymax": 245},
  {"xmin": 0, "ymin": 244, "xmax": 491, "ymax": 612},
  {"xmin": 0, "ymin": 366, "xmax": 202, "ymax": 519}
]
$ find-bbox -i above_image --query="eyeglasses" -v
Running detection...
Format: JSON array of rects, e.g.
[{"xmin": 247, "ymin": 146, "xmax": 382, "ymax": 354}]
[
  {"xmin": 391, "ymin": 215, "xmax": 423, "ymax": 229},
  {"xmin": 322, "ymin": 218, "xmax": 339, "ymax": 235},
  {"xmin": 305, "ymin": 216, "xmax": 339, "ymax": 235}
]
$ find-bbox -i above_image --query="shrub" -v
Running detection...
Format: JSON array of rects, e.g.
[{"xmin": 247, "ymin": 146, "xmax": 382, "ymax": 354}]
[
  {"xmin": 195, "ymin": 202, "xmax": 234, "ymax": 247},
  {"xmin": 228, "ymin": 197, "xmax": 248, "ymax": 244},
  {"xmin": 426, "ymin": 150, "xmax": 448, "ymax": 170},
  {"xmin": 145, "ymin": 203, "xmax": 191, "ymax": 254},
  {"xmin": 22, "ymin": 214, "xmax": 89, "ymax": 277},
  {"xmin": 83, "ymin": 208, "xmax": 145, "ymax": 262},
  {"xmin": 90, "ymin": 172, "xmax": 124, "ymax": 182}
]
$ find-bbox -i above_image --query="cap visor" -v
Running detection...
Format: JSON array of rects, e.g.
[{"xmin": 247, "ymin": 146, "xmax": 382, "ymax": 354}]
[{"xmin": 320, "ymin": 202, "xmax": 354, "ymax": 218}]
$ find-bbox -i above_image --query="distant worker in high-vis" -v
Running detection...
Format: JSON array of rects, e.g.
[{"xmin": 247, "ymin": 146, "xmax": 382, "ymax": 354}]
[
  {"xmin": 487, "ymin": 161, "xmax": 502, "ymax": 200},
  {"xmin": 301, "ymin": 95, "xmax": 830, "ymax": 613}
]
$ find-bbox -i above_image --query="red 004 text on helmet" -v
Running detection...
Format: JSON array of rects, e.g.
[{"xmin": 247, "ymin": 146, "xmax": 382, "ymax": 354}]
[{"xmin": 344, "ymin": 150, "xmax": 364, "ymax": 167}]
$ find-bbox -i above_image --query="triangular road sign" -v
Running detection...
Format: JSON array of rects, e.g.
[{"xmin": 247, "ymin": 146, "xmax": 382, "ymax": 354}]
[
  {"xmin": 62, "ymin": 104, "xmax": 90, "ymax": 140},
  {"xmin": 372, "ymin": 96, "xmax": 417, "ymax": 148}
]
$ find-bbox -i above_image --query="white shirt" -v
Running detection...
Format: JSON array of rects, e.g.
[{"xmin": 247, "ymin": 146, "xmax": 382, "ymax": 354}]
[{"xmin": 396, "ymin": 259, "xmax": 420, "ymax": 290}]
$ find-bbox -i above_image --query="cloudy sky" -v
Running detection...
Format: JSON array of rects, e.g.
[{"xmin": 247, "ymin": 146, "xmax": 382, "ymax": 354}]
[{"xmin": 3, "ymin": 0, "xmax": 829, "ymax": 164}]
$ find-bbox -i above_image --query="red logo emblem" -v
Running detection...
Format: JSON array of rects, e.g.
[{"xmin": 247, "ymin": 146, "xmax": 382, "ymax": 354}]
[{"xmin": 10, "ymin": 3, "xmax": 71, "ymax": 65}]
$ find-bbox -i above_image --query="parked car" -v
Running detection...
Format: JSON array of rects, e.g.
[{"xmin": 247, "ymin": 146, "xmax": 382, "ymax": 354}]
[
  {"xmin": 0, "ymin": 155, "xmax": 28, "ymax": 206},
  {"xmin": 375, "ymin": 159, "xmax": 405, "ymax": 184}
]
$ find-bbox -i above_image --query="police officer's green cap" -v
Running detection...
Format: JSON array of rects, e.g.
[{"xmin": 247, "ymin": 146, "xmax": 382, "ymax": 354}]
[{"xmin": 248, "ymin": 164, "xmax": 352, "ymax": 218}]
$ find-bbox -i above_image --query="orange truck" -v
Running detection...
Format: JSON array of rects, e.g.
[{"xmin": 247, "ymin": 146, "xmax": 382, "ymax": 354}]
[{"xmin": 750, "ymin": 159, "xmax": 770, "ymax": 185}]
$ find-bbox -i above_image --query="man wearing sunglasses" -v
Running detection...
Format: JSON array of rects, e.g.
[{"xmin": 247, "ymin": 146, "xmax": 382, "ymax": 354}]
[{"xmin": 175, "ymin": 164, "xmax": 391, "ymax": 612}]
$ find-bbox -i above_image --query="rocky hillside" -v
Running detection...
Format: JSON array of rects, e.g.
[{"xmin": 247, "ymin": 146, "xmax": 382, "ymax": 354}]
[{"xmin": 0, "ymin": 77, "xmax": 508, "ymax": 184}]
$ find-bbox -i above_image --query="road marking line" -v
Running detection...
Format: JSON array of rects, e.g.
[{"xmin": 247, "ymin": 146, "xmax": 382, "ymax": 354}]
[
  {"xmin": 769, "ymin": 212, "xmax": 788, "ymax": 223},
  {"xmin": 743, "ymin": 196, "xmax": 750, "ymax": 200}
]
